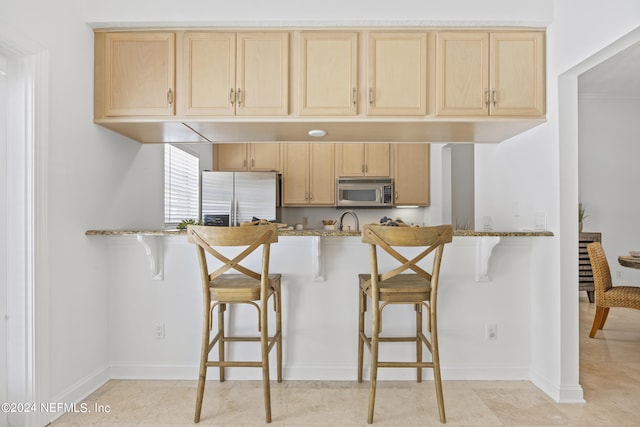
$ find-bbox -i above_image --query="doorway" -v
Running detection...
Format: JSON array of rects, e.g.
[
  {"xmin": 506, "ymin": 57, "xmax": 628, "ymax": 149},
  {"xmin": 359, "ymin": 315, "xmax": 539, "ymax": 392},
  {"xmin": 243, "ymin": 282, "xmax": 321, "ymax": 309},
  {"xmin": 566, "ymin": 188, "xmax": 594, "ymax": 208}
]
[{"xmin": 558, "ymin": 25, "xmax": 640, "ymax": 404}]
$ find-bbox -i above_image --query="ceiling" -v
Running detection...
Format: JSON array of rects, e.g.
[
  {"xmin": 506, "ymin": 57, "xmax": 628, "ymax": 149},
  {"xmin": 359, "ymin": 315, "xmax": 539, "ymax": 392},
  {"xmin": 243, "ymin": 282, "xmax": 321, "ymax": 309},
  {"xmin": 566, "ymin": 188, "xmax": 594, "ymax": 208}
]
[{"xmin": 579, "ymin": 40, "xmax": 640, "ymax": 97}]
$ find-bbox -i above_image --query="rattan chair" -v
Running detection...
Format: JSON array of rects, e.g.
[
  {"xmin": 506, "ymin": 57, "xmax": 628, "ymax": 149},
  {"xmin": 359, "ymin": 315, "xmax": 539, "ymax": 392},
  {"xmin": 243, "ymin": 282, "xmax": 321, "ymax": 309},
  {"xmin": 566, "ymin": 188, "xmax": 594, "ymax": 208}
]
[
  {"xmin": 187, "ymin": 224, "xmax": 282, "ymax": 423},
  {"xmin": 358, "ymin": 224, "xmax": 453, "ymax": 424},
  {"xmin": 587, "ymin": 242, "xmax": 640, "ymax": 338}
]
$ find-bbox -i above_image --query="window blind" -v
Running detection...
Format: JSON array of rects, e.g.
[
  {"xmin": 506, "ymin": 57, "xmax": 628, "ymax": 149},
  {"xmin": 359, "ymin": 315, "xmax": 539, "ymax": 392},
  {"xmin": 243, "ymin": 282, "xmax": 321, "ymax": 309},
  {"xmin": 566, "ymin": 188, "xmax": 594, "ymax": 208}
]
[{"xmin": 164, "ymin": 144, "xmax": 199, "ymax": 226}]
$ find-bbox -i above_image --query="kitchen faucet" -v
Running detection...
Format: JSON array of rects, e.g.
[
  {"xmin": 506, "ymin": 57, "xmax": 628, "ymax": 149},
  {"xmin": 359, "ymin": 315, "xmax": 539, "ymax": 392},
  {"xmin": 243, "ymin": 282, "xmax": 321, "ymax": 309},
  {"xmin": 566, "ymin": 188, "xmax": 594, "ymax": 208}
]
[{"xmin": 338, "ymin": 210, "xmax": 360, "ymax": 233}]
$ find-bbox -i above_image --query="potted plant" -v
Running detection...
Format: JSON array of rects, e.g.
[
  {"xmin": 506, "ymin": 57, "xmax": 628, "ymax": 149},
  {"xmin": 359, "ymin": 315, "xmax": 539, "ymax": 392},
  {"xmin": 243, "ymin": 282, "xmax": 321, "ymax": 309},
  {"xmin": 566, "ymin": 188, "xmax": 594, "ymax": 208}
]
[{"xmin": 578, "ymin": 203, "xmax": 588, "ymax": 233}]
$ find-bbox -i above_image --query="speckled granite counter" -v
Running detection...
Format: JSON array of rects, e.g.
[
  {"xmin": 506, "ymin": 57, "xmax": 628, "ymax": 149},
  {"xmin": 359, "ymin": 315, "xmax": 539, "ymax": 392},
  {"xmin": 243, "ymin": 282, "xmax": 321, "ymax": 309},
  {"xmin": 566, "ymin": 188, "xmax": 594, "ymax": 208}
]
[
  {"xmin": 85, "ymin": 229, "xmax": 553, "ymax": 237},
  {"xmin": 85, "ymin": 227, "xmax": 553, "ymax": 284}
]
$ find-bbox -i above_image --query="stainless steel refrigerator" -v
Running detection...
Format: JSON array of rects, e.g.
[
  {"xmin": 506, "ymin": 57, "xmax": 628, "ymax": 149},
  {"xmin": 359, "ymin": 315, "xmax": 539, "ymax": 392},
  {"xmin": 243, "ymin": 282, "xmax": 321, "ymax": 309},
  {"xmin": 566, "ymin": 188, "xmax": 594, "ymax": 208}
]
[{"xmin": 201, "ymin": 171, "xmax": 277, "ymax": 226}]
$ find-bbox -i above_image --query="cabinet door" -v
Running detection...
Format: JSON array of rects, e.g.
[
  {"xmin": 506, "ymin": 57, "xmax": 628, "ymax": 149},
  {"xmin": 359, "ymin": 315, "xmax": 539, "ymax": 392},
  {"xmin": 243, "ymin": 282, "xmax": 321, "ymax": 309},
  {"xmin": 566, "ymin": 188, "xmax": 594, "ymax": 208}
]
[
  {"xmin": 282, "ymin": 144, "xmax": 310, "ymax": 205},
  {"xmin": 338, "ymin": 143, "xmax": 390, "ymax": 176},
  {"xmin": 182, "ymin": 32, "xmax": 236, "ymax": 116},
  {"xmin": 299, "ymin": 32, "xmax": 358, "ymax": 115},
  {"xmin": 337, "ymin": 144, "xmax": 366, "ymax": 176},
  {"xmin": 367, "ymin": 32, "xmax": 427, "ymax": 116},
  {"xmin": 215, "ymin": 144, "xmax": 248, "ymax": 171},
  {"xmin": 103, "ymin": 32, "xmax": 175, "ymax": 116},
  {"xmin": 250, "ymin": 143, "xmax": 280, "ymax": 171},
  {"xmin": 236, "ymin": 32, "xmax": 289, "ymax": 116},
  {"xmin": 365, "ymin": 144, "xmax": 390, "ymax": 176},
  {"xmin": 490, "ymin": 32, "xmax": 545, "ymax": 116},
  {"xmin": 309, "ymin": 144, "xmax": 335, "ymax": 205},
  {"xmin": 436, "ymin": 31, "xmax": 489, "ymax": 116},
  {"xmin": 394, "ymin": 144, "xmax": 430, "ymax": 206}
]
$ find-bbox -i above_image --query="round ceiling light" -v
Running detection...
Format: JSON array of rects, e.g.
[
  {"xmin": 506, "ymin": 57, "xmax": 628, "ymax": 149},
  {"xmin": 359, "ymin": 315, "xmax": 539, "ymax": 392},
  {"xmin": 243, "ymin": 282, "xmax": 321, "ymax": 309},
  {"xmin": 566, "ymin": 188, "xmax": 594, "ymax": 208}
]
[{"xmin": 308, "ymin": 129, "xmax": 327, "ymax": 138}]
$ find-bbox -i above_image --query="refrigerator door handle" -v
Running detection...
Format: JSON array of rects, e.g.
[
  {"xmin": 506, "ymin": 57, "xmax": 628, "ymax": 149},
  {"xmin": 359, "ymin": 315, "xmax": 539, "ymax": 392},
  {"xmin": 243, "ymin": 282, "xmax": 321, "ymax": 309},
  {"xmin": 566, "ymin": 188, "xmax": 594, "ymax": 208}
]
[
  {"xmin": 228, "ymin": 199, "xmax": 234, "ymax": 227},
  {"xmin": 234, "ymin": 199, "xmax": 239, "ymax": 226}
]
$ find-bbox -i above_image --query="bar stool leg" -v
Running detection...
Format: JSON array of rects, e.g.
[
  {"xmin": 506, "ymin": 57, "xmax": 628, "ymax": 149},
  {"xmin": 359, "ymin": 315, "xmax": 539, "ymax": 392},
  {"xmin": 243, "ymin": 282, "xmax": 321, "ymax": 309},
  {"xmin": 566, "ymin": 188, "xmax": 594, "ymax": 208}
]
[
  {"xmin": 260, "ymin": 306, "xmax": 272, "ymax": 423},
  {"xmin": 194, "ymin": 302, "xmax": 211, "ymax": 423},
  {"xmin": 275, "ymin": 289, "xmax": 283, "ymax": 383},
  {"xmin": 218, "ymin": 304, "xmax": 225, "ymax": 382},
  {"xmin": 367, "ymin": 304, "xmax": 380, "ymax": 424},
  {"xmin": 431, "ymin": 310, "xmax": 446, "ymax": 423},
  {"xmin": 358, "ymin": 289, "xmax": 366, "ymax": 383},
  {"xmin": 416, "ymin": 303, "xmax": 423, "ymax": 383}
]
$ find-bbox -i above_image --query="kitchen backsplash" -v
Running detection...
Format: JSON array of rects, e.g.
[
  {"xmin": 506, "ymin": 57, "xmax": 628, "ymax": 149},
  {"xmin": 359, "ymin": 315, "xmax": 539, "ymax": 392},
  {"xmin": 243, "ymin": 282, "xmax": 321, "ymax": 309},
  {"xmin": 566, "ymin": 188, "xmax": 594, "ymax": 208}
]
[{"xmin": 278, "ymin": 206, "xmax": 431, "ymax": 230}]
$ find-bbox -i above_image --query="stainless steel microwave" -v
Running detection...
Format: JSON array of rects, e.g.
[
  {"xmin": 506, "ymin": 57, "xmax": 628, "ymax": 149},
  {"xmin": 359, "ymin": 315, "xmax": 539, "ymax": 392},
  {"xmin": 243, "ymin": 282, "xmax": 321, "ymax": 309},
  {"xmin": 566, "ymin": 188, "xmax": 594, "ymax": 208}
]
[{"xmin": 336, "ymin": 177, "xmax": 394, "ymax": 207}]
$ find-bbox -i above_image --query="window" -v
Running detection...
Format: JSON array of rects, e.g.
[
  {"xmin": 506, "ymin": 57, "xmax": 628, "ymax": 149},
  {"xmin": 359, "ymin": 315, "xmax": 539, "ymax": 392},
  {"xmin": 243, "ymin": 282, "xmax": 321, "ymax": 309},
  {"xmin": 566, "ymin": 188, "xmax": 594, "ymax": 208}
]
[{"xmin": 164, "ymin": 144, "xmax": 199, "ymax": 226}]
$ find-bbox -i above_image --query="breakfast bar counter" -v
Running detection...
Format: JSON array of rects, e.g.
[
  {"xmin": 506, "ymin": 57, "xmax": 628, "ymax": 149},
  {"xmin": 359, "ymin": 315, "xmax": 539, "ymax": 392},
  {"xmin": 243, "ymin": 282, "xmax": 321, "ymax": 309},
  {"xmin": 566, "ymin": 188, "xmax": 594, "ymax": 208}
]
[
  {"xmin": 85, "ymin": 226, "xmax": 554, "ymax": 389},
  {"xmin": 86, "ymin": 228, "xmax": 553, "ymax": 238}
]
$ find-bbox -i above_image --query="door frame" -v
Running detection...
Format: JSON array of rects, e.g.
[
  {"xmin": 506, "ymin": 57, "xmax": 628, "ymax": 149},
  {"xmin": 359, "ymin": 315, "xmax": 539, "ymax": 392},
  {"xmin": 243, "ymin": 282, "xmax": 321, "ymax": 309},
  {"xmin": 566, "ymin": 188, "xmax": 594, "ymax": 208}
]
[{"xmin": 0, "ymin": 25, "xmax": 49, "ymax": 427}]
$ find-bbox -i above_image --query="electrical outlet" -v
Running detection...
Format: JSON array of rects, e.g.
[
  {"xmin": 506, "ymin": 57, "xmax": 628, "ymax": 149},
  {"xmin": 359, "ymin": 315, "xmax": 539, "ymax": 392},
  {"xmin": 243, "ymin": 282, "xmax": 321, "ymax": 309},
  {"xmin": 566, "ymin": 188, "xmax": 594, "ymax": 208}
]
[
  {"xmin": 486, "ymin": 323, "xmax": 497, "ymax": 341},
  {"xmin": 155, "ymin": 323, "xmax": 165, "ymax": 340}
]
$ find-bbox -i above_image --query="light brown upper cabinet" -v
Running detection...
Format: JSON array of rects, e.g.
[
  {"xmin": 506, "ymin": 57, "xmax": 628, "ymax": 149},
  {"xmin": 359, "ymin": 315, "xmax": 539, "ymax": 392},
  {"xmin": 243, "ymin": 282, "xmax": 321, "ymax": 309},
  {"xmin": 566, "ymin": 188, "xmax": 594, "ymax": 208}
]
[
  {"xmin": 298, "ymin": 32, "xmax": 359, "ymax": 115},
  {"xmin": 96, "ymin": 31, "xmax": 176, "ymax": 117},
  {"xmin": 337, "ymin": 143, "xmax": 390, "ymax": 177},
  {"xmin": 366, "ymin": 32, "xmax": 429, "ymax": 116},
  {"xmin": 436, "ymin": 31, "xmax": 545, "ymax": 116},
  {"xmin": 282, "ymin": 143, "xmax": 335, "ymax": 206},
  {"xmin": 214, "ymin": 143, "xmax": 280, "ymax": 172},
  {"xmin": 182, "ymin": 32, "xmax": 289, "ymax": 116},
  {"xmin": 393, "ymin": 144, "xmax": 430, "ymax": 206}
]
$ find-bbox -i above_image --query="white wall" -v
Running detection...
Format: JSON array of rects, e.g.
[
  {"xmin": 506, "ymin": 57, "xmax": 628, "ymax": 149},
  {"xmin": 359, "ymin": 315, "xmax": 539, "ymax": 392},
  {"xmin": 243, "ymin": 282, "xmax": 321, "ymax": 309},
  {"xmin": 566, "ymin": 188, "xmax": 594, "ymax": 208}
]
[
  {"xmin": 104, "ymin": 234, "xmax": 535, "ymax": 383},
  {"xmin": 4, "ymin": 0, "xmax": 640, "ymax": 422},
  {"xmin": 579, "ymin": 96, "xmax": 640, "ymax": 285}
]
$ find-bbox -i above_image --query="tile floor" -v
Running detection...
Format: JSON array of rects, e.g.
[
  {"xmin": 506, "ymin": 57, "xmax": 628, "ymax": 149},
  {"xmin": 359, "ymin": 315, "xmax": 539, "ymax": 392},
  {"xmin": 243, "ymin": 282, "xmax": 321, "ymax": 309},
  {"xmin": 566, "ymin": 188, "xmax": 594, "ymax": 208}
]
[{"xmin": 50, "ymin": 296, "xmax": 640, "ymax": 426}]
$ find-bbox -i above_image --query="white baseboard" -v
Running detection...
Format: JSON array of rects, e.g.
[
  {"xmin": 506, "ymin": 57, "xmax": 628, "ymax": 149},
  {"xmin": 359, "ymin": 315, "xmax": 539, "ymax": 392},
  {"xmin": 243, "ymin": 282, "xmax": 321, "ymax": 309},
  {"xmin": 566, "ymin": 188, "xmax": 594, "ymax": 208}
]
[
  {"xmin": 46, "ymin": 365, "xmax": 110, "ymax": 424},
  {"xmin": 529, "ymin": 368, "xmax": 585, "ymax": 403}
]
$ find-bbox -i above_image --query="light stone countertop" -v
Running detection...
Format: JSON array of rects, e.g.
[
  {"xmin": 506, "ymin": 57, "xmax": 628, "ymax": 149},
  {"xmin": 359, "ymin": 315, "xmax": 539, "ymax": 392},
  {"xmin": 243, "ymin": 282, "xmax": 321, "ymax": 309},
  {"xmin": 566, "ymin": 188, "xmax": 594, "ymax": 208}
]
[{"xmin": 85, "ymin": 228, "xmax": 553, "ymax": 237}]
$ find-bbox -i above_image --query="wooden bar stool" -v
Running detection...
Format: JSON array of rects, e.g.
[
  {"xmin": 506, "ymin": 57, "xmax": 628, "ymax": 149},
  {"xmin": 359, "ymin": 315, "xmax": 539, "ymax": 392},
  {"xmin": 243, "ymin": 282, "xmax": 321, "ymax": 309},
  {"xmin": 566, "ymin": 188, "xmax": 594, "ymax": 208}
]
[
  {"xmin": 358, "ymin": 224, "xmax": 453, "ymax": 424},
  {"xmin": 187, "ymin": 224, "xmax": 282, "ymax": 423}
]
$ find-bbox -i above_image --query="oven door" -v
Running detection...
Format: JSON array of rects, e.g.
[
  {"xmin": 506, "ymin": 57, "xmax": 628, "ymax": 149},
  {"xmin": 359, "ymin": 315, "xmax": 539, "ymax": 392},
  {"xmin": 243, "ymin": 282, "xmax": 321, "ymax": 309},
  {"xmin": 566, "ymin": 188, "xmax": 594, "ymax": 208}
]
[{"xmin": 337, "ymin": 184, "xmax": 382, "ymax": 207}]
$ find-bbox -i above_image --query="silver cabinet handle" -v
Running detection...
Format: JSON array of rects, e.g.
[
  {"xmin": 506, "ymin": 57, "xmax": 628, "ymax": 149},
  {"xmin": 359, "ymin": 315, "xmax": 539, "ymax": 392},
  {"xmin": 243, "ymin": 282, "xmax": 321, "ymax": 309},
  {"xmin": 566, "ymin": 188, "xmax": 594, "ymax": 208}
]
[
  {"xmin": 492, "ymin": 89, "xmax": 497, "ymax": 107},
  {"xmin": 368, "ymin": 88, "xmax": 374, "ymax": 106},
  {"xmin": 484, "ymin": 89, "xmax": 489, "ymax": 107},
  {"xmin": 167, "ymin": 88, "xmax": 173, "ymax": 106},
  {"xmin": 229, "ymin": 88, "xmax": 235, "ymax": 106},
  {"xmin": 309, "ymin": 192, "xmax": 313, "ymax": 200},
  {"xmin": 237, "ymin": 88, "xmax": 242, "ymax": 107},
  {"xmin": 352, "ymin": 88, "xmax": 357, "ymax": 107}
]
